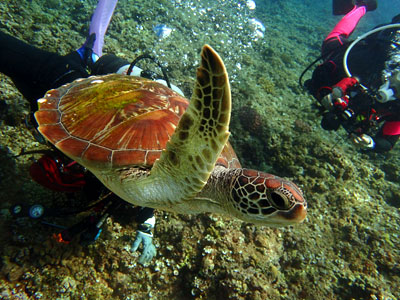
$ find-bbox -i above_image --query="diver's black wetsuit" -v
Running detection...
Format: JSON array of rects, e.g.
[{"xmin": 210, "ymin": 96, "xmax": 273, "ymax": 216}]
[
  {"xmin": 0, "ymin": 31, "xmax": 89, "ymax": 111},
  {"xmin": 0, "ymin": 31, "xmax": 129, "ymax": 111}
]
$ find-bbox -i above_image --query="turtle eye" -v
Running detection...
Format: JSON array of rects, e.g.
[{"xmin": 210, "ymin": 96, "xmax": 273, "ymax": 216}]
[{"xmin": 270, "ymin": 191, "xmax": 292, "ymax": 210}]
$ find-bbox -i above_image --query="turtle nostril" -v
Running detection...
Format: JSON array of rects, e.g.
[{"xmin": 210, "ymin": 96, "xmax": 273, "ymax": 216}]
[{"xmin": 270, "ymin": 192, "xmax": 290, "ymax": 210}]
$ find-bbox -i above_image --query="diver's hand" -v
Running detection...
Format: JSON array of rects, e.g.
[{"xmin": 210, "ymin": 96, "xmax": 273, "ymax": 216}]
[
  {"xmin": 351, "ymin": 133, "xmax": 375, "ymax": 149},
  {"xmin": 321, "ymin": 93, "xmax": 348, "ymax": 111},
  {"xmin": 131, "ymin": 231, "xmax": 156, "ymax": 265},
  {"xmin": 321, "ymin": 94, "xmax": 334, "ymax": 111}
]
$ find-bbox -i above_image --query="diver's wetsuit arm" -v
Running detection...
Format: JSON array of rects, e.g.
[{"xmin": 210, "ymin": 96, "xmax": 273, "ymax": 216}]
[
  {"xmin": 136, "ymin": 207, "xmax": 155, "ymax": 227},
  {"xmin": 0, "ymin": 31, "xmax": 89, "ymax": 111},
  {"xmin": 91, "ymin": 53, "xmax": 129, "ymax": 75},
  {"xmin": 92, "ymin": 54, "xmax": 152, "ymax": 78},
  {"xmin": 135, "ymin": 207, "xmax": 155, "ymax": 235}
]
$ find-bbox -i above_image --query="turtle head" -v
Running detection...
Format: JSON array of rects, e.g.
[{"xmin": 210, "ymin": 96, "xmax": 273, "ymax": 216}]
[{"xmin": 229, "ymin": 169, "xmax": 307, "ymax": 226}]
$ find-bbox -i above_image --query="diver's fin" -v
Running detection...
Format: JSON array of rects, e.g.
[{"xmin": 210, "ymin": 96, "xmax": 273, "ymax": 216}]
[
  {"xmin": 393, "ymin": 14, "xmax": 400, "ymax": 24},
  {"xmin": 88, "ymin": 0, "xmax": 118, "ymax": 57},
  {"xmin": 76, "ymin": 0, "xmax": 118, "ymax": 69},
  {"xmin": 333, "ymin": 0, "xmax": 355, "ymax": 15},
  {"xmin": 356, "ymin": 0, "xmax": 377, "ymax": 12},
  {"xmin": 333, "ymin": 0, "xmax": 377, "ymax": 15}
]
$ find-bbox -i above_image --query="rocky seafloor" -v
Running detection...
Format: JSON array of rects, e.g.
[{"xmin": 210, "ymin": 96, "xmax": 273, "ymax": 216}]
[{"xmin": 0, "ymin": 0, "xmax": 399, "ymax": 299}]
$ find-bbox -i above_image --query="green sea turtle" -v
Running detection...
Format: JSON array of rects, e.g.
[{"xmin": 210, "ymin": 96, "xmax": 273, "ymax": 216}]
[{"xmin": 34, "ymin": 45, "xmax": 306, "ymax": 226}]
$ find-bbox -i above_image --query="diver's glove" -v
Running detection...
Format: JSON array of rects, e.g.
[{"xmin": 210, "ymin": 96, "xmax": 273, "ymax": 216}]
[
  {"xmin": 351, "ymin": 133, "xmax": 375, "ymax": 149},
  {"xmin": 131, "ymin": 216, "xmax": 156, "ymax": 265},
  {"xmin": 321, "ymin": 93, "xmax": 334, "ymax": 111}
]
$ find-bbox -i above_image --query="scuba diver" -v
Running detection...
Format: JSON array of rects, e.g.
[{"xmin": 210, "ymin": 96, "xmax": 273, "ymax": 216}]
[
  {"xmin": 0, "ymin": 0, "xmax": 181, "ymax": 265},
  {"xmin": 302, "ymin": 0, "xmax": 400, "ymax": 153}
]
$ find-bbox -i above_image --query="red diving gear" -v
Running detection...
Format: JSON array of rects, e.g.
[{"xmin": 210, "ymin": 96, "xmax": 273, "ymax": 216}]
[
  {"xmin": 333, "ymin": 77, "xmax": 358, "ymax": 96},
  {"xmin": 29, "ymin": 154, "xmax": 86, "ymax": 193},
  {"xmin": 332, "ymin": 77, "xmax": 359, "ymax": 109},
  {"xmin": 382, "ymin": 121, "xmax": 400, "ymax": 136}
]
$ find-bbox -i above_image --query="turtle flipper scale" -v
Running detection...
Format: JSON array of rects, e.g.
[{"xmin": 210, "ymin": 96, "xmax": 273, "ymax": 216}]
[{"xmin": 150, "ymin": 44, "xmax": 231, "ymax": 201}]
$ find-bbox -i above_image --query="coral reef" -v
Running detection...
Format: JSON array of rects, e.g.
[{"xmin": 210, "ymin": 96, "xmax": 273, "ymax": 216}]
[{"xmin": 237, "ymin": 105, "xmax": 267, "ymax": 136}]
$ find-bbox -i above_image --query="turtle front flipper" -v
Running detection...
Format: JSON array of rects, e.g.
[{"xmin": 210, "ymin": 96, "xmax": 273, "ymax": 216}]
[{"xmin": 148, "ymin": 44, "xmax": 231, "ymax": 206}]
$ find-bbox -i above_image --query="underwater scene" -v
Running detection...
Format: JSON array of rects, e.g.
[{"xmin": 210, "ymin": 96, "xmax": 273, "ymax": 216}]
[{"xmin": 0, "ymin": 0, "xmax": 399, "ymax": 299}]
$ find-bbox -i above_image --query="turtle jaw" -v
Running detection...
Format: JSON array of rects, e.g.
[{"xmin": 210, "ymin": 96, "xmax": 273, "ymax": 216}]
[
  {"xmin": 278, "ymin": 203, "xmax": 307, "ymax": 224},
  {"xmin": 262, "ymin": 203, "xmax": 307, "ymax": 226},
  {"xmin": 229, "ymin": 203, "xmax": 307, "ymax": 227}
]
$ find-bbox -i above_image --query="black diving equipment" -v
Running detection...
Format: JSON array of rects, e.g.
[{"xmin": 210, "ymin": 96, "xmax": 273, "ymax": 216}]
[
  {"xmin": 376, "ymin": 25, "xmax": 400, "ymax": 102},
  {"xmin": 377, "ymin": 71, "xmax": 400, "ymax": 102},
  {"xmin": 343, "ymin": 23, "xmax": 400, "ymax": 95},
  {"xmin": 11, "ymin": 192, "xmax": 122, "ymax": 246},
  {"xmin": 127, "ymin": 54, "xmax": 171, "ymax": 88}
]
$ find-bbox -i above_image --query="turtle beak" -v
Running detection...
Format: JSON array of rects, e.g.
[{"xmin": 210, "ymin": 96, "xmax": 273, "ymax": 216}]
[{"xmin": 278, "ymin": 203, "xmax": 307, "ymax": 224}]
